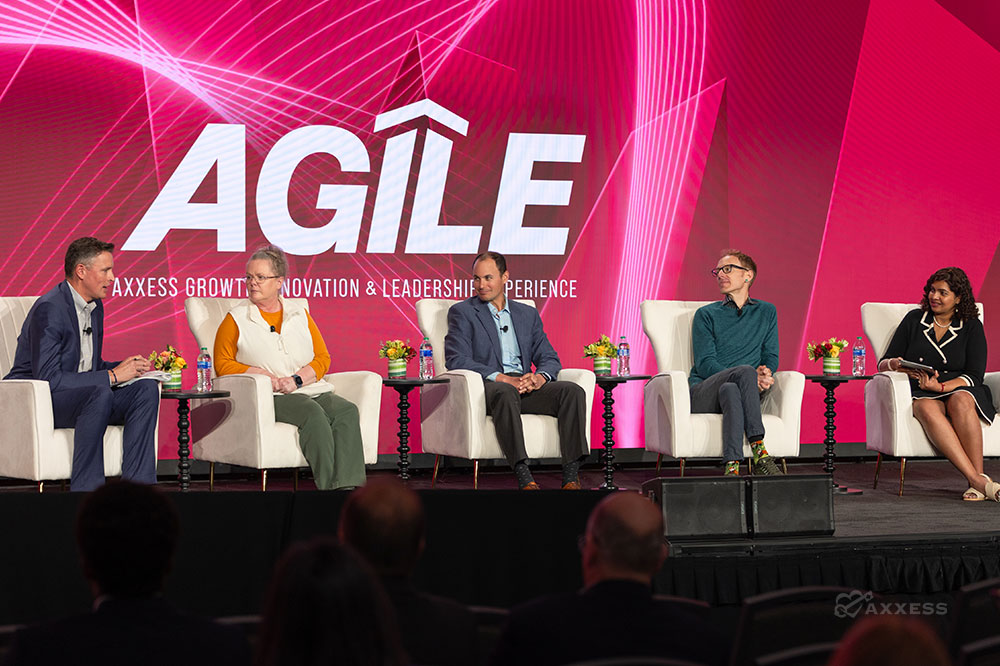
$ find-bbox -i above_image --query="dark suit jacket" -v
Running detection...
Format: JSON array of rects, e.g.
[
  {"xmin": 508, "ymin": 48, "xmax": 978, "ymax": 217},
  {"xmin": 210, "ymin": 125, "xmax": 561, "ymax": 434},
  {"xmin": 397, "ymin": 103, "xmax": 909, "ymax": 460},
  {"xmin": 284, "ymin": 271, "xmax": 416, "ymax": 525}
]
[
  {"xmin": 1, "ymin": 597, "xmax": 251, "ymax": 666},
  {"xmin": 380, "ymin": 576, "xmax": 478, "ymax": 666},
  {"xmin": 445, "ymin": 297, "xmax": 561, "ymax": 379},
  {"xmin": 4, "ymin": 281, "xmax": 116, "ymax": 390},
  {"xmin": 490, "ymin": 580, "xmax": 728, "ymax": 666}
]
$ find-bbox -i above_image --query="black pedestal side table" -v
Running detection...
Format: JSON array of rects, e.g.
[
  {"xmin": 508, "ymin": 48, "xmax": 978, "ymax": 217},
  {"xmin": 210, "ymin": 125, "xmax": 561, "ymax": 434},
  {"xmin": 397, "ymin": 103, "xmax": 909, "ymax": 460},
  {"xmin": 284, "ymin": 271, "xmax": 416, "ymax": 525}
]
[
  {"xmin": 594, "ymin": 374, "xmax": 651, "ymax": 490},
  {"xmin": 804, "ymin": 374, "xmax": 872, "ymax": 495},
  {"xmin": 160, "ymin": 388, "xmax": 231, "ymax": 491},
  {"xmin": 382, "ymin": 377, "xmax": 449, "ymax": 481}
]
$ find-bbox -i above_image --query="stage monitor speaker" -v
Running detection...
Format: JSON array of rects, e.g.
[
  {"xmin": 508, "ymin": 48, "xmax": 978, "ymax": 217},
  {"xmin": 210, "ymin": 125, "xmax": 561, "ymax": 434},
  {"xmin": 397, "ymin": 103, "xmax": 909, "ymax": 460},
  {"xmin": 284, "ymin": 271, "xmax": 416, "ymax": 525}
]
[
  {"xmin": 749, "ymin": 474, "xmax": 834, "ymax": 538},
  {"xmin": 641, "ymin": 476, "xmax": 747, "ymax": 540}
]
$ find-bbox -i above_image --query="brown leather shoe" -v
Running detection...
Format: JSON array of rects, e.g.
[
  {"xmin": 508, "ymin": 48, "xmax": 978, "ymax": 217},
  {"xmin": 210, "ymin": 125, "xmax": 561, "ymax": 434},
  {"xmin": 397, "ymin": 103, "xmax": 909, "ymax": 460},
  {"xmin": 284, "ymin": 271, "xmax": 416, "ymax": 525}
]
[
  {"xmin": 520, "ymin": 482, "xmax": 540, "ymax": 490},
  {"xmin": 561, "ymin": 480, "xmax": 582, "ymax": 490}
]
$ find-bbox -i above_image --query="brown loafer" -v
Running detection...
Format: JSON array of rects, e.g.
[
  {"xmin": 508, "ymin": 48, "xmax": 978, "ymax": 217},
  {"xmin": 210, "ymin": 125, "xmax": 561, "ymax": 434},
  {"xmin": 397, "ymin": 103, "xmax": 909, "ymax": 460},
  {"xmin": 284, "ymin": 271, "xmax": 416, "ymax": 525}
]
[
  {"xmin": 520, "ymin": 482, "xmax": 540, "ymax": 490},
  {"xmin": 561, "ymin": 481, "xmax": 582, "ymax": 490}
]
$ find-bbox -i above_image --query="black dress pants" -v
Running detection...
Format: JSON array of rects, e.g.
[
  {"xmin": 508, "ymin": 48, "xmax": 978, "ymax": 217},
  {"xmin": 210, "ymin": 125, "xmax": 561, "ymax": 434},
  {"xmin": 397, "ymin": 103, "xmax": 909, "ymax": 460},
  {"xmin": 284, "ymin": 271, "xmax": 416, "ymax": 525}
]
[{"xmin": 484, "ymin": 379, "xmax": 587, "ymax": 467}]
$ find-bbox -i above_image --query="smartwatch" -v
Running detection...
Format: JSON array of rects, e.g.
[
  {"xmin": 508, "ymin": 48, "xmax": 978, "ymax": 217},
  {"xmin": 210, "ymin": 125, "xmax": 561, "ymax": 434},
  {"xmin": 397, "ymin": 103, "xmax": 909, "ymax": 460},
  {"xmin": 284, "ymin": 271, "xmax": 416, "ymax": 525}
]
[{"xmin": 292, "ymin": 374, "xmax": 303, "ymax": 388}]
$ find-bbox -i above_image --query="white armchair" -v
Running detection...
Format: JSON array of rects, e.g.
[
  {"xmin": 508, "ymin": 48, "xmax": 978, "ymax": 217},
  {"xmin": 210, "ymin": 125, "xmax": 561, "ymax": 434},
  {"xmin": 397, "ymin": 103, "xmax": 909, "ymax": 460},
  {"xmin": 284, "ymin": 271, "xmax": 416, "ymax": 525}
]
[
  {"xmin": 415, "ymin": 299, "xmax": 596, "ymax": 488},
  {"xmin": 0, "ymin": 296, "xmax": 156, "ymax": 490},
  {"xmin": 640, "ymin": 300, "xmax": 805, "ymax": 474},
  {"xmin": 861, "ymin": 302, "xmax": 1000, "ymax": 495},
  {"xmin": 184, "ymin": 297, "xmax": 380, "ymax": 490}
]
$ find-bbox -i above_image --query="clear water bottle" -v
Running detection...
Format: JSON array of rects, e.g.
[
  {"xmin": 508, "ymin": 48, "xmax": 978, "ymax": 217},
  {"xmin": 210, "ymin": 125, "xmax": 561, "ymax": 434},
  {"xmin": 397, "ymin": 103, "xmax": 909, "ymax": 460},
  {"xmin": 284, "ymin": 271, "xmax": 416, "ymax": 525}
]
[
  {"xmin": 196, "ymin": 346, "xmax": 212, "ymax": 391},
  {"xmin": 617, "ymin": 335, "xmax": 630, "ymax": 376},
  {"xmin": 852, "ymin": 336, "xmax": 866, "ymax": 377},
  {"xmin": 419, "ymin": 337, "xmax": 434, "ymax": 380}
]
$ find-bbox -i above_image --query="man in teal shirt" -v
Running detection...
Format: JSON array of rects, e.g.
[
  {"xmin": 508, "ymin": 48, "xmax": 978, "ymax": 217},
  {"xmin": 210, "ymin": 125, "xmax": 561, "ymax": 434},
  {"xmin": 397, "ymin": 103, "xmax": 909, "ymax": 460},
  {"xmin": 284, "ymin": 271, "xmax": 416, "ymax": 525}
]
[{"xmin": 690, "ymin": 250, "xmax": 782, "ymax": 476}]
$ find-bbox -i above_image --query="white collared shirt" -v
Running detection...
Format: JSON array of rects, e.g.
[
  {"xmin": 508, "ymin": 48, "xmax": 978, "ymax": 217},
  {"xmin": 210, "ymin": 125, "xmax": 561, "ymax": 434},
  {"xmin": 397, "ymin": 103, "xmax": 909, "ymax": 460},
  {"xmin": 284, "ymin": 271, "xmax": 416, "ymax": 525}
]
[{"xmin": 68, "ymin": 282, "xmax": 97, "ymax": 373}]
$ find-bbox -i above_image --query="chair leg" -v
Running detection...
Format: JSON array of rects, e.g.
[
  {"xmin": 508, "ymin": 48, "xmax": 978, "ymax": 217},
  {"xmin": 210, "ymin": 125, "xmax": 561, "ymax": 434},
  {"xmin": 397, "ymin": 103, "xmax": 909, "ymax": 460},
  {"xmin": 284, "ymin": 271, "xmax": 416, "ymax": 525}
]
[
  {"xmin": 655, "ymin": 454, "xmax": 662, "ymax": 473},
  {"xmin": 898, "ymin": 458, "xmax": 906, "ymax": 497},
  {"xmin": 679, "ymin": 458, "xmax": 685, "ymax": 477},
  {"xmin": 293, "ymin": 469, "xmax": 299, "ymax": 492},
  {"xmin": 781, "ymin": 458, "xmax": 787, "ymax": 474},
  {"xmin": 873, "ymin": 453, "xmax": 881, "ymax": 489},
  {"xmin": 209, "ymin": 462, "xmax": 215, "ymax": 492},
  {"xmin": 473, "ymin": 460, "xmax": 479, "ymax": 490},
  {"xmin": 37, "ymin": 481, "xmax": 43, "ymax": 493},
  {"xmin": 431, "ymin": 455, "xmax": 441, "ymax": 488},
  {"xmin": 261, "ymin": 469, "xmax": 268, "ymax": 492}
]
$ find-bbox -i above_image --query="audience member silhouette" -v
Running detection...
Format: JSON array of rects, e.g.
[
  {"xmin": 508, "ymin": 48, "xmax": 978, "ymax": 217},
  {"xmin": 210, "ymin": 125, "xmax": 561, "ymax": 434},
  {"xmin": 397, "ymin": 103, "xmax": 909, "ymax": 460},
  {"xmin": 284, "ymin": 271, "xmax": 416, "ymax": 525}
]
[
  {"xmin": 491, "ymin": 492, "xmax": 728, "ymax": 666},
  {"xmin": 827, "ymin": 616, "xmax": 952, "ymax": 666},
  {"xmin": 255, "ymin": 537, "xmax": 406, "ymax": 666},
  {"xmin": 2, "ymin": 481, "xmax": 251, "ymax": 666},
  {"xmin": 339, "ymin": 478, "xmax": 478, "ymax": 666}
]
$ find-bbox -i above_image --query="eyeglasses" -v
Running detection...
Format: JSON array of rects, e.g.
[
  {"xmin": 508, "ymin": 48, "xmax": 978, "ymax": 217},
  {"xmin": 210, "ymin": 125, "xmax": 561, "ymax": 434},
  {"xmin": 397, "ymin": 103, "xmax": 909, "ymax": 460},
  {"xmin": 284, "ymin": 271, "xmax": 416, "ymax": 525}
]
[
  {"xmin": 245, "ymin": 274, "xmax": 280, "ymax": 284},
  {"xmin": 710, "ymin": 264, "xmax": 749, "ymax": 277}
]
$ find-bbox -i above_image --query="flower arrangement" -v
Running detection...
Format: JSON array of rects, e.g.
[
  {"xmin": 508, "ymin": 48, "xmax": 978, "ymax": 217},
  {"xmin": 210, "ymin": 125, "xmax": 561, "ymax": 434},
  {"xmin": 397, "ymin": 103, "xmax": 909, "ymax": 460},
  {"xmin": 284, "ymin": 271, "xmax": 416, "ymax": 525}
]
[
  {"xmin": 583, "ymin": 335, "xmax": 619, "ymax": 359},
  {"xmin": 806, "ymin": 338, "xmax": 849, "ymax": 361},
  {"xmin": 378, "ymin": 339, "xmax": 417, "ymax": 362},
  {"xmin": 148, "ymin": 345, "xmax": 187, "ymax": 371}
]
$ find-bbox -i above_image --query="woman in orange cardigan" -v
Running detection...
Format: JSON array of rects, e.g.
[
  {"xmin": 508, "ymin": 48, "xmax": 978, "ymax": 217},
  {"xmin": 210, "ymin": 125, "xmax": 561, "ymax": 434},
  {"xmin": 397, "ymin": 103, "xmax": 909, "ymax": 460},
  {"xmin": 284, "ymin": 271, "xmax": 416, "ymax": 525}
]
[{"xmin": 213, "ymin": 245, "xmax": 365, "ymax": 490}]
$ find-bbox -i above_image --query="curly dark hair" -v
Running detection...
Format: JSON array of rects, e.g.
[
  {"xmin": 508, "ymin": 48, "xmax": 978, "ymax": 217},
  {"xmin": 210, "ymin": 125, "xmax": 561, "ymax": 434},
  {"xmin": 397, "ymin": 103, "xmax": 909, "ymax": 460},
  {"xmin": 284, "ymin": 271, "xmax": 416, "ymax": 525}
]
[{"xmin": 919, "ymin": 266, "xmax": 979, "ymax": 322}]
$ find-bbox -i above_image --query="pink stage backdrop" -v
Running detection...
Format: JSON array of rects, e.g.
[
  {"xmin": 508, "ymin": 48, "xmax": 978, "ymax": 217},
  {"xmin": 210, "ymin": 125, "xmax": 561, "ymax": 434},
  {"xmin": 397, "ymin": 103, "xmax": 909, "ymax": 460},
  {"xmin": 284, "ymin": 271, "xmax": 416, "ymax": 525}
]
[{"xmin": 1, "ymin": 0, "xmax": 998, "ymax": 459}]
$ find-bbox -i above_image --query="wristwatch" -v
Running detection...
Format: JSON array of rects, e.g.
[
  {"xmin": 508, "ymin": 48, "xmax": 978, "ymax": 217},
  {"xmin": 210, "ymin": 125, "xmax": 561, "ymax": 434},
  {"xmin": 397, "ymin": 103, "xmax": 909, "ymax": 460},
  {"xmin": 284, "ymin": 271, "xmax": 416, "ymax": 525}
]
[{"xmin": 292, "ymin": 374, "xmax": 303, "ymax": 388}]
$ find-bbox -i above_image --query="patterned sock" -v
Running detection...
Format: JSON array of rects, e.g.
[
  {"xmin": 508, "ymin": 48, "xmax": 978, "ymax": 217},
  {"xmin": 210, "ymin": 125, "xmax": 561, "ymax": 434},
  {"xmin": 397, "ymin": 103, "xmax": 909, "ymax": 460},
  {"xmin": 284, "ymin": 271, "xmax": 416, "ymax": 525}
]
[
  {"xmin": 724, "ymin": 461, "xmax": 740, "ymax": 476},
  {"xmin": 562, "ymin": 459, "xmax": 581, "ymax": 485},
  {"xmin": 751, "ymin": 440, "xmax": 769, "ymax": 462},
  {"xmin": 514, "ymin": 462, "xmax": 535, "ymax": 488}
]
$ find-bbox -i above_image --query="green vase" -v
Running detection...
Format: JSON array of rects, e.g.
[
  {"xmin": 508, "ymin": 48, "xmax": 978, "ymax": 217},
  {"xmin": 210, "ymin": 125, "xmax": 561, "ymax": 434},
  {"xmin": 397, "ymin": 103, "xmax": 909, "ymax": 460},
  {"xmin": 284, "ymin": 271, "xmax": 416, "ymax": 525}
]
[
  {"xmin": 822, "ymin": 356, "xmax": 840, "ymax": 376},
  {"xmin": 387, "ymin": 358, "xmax": 407, "ymax": 378},
  {"xmin": 165, "ymin": 367, "xmax": 183, "ymax": 390},
  {"xmin": 593, "ymin": 356, "xmax": 612, "ymax": 376}
]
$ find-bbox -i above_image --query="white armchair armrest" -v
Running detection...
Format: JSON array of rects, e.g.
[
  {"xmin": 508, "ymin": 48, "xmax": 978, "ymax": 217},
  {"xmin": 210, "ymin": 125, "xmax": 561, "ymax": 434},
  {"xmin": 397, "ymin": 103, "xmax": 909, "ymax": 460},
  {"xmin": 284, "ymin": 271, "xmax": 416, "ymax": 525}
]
[
  {"xmin": 0, "ymin": 379, "xmax": 53, "ymax": 479},
  {"xmin": 419, "ymin": 369, "xmax": 487, "ymax": 459},
  {"xmin": 643, "ymin": 371, "xmax": 692, "ymax": 456},
  {"xmin": 761, "ymin": 371, "xmax": 805, "ymax": 417},
  {"xmin": 864, "ymin": 371, "xmax": 914, "ymax": 455},
  {"xmin": 191, "ymin": 373, "xmax": 274, "ymax": 468},
  {"xmin": 325, "ymin": 370, "xmax": 381, "ymax": 464}
]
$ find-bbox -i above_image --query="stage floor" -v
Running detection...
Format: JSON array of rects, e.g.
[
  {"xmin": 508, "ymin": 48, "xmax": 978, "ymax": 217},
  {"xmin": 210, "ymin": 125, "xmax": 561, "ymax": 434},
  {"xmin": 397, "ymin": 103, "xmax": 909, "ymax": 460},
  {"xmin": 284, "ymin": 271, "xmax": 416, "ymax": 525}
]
[{"xmin": 4, "ymin": 456, "xmax": 1000, "ymax": 539}]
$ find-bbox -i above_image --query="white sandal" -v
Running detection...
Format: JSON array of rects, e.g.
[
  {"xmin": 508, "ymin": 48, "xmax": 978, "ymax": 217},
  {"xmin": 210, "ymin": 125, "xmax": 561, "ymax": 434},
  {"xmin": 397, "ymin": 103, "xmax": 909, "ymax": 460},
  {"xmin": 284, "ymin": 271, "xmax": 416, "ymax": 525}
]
[
  {"xmin": 981, "ymin": 474, "xmax": 1000, "ymax": 503},
  {"xmin": 964, "ymin": 486, "xmax": 986, "ymax": 501}
]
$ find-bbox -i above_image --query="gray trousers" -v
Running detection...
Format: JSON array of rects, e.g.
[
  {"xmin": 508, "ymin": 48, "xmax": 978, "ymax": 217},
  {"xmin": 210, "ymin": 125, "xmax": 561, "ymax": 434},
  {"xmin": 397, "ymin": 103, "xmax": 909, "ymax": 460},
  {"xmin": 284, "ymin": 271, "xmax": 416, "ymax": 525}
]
[
  {"xmin": 484, "ymin": 380, "xmax": 588, "ymax": 468},
  {"xmin": 689, "ymin": 365, "xmax": 766, "ymax": 462}
]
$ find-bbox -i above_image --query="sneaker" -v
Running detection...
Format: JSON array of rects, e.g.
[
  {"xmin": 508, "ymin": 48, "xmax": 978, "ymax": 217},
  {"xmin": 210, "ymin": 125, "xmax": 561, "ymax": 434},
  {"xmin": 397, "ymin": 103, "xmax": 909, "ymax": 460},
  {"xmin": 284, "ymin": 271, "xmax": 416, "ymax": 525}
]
[
  {"xmin": 724, "ymin": 461, "xmax": 740, "ymax": 476},
  {"xmin": 753, "ymin": 455, "xmax": 783, "ymax": 476}
]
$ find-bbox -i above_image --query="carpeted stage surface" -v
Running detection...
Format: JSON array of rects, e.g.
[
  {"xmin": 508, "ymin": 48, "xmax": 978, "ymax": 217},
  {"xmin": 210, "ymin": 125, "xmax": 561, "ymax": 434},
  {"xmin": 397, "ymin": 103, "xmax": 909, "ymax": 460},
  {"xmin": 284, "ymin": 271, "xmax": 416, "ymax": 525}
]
[{"xmin": 2, "ymin": 458, "xmax": 1000, "ymax": 626}]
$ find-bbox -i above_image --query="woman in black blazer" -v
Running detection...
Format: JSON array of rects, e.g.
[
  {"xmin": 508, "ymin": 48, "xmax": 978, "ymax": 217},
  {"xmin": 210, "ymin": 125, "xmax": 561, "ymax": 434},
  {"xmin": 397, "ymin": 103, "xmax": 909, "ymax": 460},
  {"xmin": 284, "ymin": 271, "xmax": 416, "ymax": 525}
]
[{"xmin": 878, "ymin": 267, "xmax": 997, "ymax": 501}]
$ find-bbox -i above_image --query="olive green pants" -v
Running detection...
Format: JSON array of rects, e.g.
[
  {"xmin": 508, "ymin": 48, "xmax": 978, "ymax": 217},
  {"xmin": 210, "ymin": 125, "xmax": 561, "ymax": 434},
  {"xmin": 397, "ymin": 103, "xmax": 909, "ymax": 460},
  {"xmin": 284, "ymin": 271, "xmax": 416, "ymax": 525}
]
[{"xmin": 273, "ymin": 391, "xmax": 366, "ymax": 490}]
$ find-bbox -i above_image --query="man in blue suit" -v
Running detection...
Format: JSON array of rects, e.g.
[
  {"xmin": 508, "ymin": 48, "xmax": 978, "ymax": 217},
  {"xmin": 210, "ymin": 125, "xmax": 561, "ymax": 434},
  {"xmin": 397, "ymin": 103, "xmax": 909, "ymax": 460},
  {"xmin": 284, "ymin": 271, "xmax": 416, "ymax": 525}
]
[
  {"xmin": 4, "ymin": 237, "xmax": 158, "ymax": 491},
  {"xmin": 445, "ymin": 252, "xmax": 587, "ymax": 490}
]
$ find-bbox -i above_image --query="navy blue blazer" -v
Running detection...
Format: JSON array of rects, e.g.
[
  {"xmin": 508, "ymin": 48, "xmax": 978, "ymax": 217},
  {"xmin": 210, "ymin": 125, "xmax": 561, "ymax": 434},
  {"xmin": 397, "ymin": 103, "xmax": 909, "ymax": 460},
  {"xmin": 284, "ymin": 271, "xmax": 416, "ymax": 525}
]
[
  {"xmin": 445, "ymin": 296, "xmax": 562, "ymax": 379},
  {"xmin": 4, "ymin": 281, "xmax": 116, "ymax": 391}
]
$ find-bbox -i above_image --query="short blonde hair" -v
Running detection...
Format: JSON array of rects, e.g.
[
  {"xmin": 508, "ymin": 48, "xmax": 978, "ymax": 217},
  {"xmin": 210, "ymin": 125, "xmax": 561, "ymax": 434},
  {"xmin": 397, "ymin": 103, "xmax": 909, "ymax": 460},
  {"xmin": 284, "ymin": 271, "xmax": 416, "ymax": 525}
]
[{"xmin": 248, "ymin": 244, "xmax": 288, "ymax": 277}]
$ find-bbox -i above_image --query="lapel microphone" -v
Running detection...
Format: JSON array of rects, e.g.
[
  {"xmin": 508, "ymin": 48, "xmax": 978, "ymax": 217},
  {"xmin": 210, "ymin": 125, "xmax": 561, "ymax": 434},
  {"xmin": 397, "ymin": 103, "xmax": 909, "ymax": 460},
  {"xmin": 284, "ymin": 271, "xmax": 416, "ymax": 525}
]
[
  {"xmin": 83, "ymin": 326, "xmax": 92, "ymax": 335},
  {"xmin": 500, "ymin": 325, "xmax": 509, "ymax": 333},
  {"xmin": 270, "ymin": 325, "xmax": 276, "ymax": 332}
]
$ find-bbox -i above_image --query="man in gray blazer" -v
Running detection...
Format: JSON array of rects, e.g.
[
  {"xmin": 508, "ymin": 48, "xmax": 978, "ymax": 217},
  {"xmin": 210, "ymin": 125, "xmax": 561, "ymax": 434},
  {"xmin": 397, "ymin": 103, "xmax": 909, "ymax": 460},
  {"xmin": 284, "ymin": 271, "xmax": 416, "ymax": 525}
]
[{"xmin": 445, "ymin": 252, "xmax": 587, "ymax": 490}]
